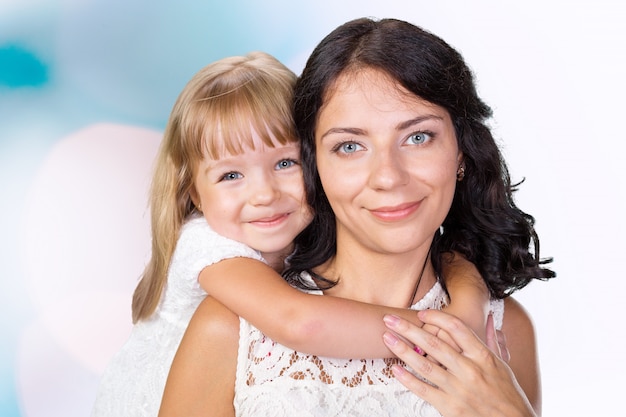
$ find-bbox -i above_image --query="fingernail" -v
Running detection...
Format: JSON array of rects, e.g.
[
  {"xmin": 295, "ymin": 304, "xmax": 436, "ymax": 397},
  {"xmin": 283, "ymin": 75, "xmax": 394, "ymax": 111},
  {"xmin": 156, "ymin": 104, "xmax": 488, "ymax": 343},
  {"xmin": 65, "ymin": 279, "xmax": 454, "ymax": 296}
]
[
  {"xmin": 391, "ymin": 364, "xmax": 406, "ymax": 376},
  {"xmin": 383, "ymin": 331, "xmax": 399, "ymax": 347},
  {"xmin": 383, "ymin": 314, "xmax": 400, "ymax": 327}
]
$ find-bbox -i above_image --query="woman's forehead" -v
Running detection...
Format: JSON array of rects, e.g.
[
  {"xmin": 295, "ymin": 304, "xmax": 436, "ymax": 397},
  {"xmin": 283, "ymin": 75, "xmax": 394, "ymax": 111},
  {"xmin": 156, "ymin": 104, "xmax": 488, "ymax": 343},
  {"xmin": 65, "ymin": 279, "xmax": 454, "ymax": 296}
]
[{"xmin": 320, "ymin": 68, "xmax": 447, "ymax": 122}]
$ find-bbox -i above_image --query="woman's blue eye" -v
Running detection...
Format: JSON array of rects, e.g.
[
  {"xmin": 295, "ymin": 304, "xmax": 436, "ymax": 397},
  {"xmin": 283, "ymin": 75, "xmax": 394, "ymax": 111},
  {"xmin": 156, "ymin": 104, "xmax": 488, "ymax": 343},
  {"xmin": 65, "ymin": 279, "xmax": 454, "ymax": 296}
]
[
  {"xmin": 407, "ymin": 131, "xmax": 432, "ymax": 145},
  {"xmin": 339, "ymin": 142, "xmax": 363, "ymax": 154},
  {"xmin": 276, "ymin": 159, "xmax": 297, "ymax": 170},
  {"xmin": 220, "ymin": 172, "xmax": 243, "ymax": 181}
]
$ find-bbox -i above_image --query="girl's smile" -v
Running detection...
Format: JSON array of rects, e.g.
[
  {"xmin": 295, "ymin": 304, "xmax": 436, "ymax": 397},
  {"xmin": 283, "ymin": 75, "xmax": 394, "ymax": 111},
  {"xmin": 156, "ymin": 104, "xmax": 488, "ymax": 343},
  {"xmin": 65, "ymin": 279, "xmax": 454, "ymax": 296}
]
[{"xmin": 193, "ymin": 133, "xmax": 312, "ymax": 256}]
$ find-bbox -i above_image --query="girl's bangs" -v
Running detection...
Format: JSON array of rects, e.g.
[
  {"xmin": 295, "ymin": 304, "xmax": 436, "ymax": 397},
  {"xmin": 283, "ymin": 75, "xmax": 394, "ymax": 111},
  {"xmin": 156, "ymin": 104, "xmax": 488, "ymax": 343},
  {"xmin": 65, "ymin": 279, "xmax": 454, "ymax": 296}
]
[{"xmin": 199, "ymin": 78, "xmax": 297, "ymax": 160}]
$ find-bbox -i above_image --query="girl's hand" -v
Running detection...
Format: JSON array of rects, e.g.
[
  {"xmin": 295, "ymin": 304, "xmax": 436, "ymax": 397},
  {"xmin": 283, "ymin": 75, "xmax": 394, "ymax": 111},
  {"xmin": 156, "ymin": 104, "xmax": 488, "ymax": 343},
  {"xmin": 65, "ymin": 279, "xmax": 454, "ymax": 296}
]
[{"xmin": 382, "ymin": 310, "xmax": 535, "ymax": 417}]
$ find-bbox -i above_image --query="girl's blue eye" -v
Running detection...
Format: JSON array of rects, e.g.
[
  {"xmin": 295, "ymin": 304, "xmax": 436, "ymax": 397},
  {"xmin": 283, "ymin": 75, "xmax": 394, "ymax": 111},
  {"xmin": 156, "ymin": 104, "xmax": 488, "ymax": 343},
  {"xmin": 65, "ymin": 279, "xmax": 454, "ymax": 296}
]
[
  {"xmin": 339, "ymin": 142, "xmax": 363, "ymax": 154},
  {"xmin": 276, "ymin": 159, "xmax": 297, "ymax": 170},
  {"xmin": 220, "ymin": 172, "xmax": 243, "ymax": 181},
  {"xmin": 407, "ymin": 131, "xmax": 432, "ymax": 145}
]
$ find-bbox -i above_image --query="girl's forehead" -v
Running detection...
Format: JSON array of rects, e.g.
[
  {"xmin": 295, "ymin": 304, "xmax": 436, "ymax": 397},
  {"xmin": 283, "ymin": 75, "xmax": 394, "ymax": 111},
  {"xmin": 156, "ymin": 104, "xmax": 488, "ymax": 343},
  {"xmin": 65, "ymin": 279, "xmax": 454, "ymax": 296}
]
[{"xmin": 203, "ymin": 127, "xmax": 298, "ymax": 161}]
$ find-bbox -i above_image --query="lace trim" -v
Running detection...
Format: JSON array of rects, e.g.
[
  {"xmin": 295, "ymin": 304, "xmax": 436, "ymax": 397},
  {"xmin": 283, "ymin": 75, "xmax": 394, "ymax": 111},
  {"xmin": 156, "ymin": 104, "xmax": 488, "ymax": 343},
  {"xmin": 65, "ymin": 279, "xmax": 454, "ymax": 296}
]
[{"xmin": 240, "ymin": 281, "xmax": 449, "ymax": 389}]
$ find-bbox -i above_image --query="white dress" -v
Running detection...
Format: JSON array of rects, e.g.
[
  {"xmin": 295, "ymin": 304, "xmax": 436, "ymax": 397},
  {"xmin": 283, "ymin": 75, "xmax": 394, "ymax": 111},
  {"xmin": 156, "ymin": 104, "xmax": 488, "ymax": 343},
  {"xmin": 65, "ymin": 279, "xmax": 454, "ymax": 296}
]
[
  {"xmin": 234, "ymin": 277, "xmax": 504, "ymax": 417},
  {"xmin": 91, "ymin": 214, "xmax": 264, "ymax": 417}
]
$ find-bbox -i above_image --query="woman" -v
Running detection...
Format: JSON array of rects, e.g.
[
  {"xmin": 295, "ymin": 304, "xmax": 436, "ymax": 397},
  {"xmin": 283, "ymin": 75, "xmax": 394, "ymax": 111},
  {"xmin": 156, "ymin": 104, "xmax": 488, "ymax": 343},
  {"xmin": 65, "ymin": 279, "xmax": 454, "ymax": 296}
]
[{"xmin": 159, "ymin": 17, "xmax": 554, "ymax": 417}]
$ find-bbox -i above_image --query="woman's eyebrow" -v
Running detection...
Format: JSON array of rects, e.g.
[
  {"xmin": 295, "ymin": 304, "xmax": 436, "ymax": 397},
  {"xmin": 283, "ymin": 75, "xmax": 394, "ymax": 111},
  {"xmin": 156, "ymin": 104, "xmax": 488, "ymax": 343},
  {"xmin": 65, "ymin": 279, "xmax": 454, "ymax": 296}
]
[
  {"xmin": 319, "ymin": 115, "xmax": 443, "ymax": 141},
  {"xmin": 395, "ymin": 115, "xmax": 443, "ymax": 131},
  {"xmin": 319, "ymin": 127, "xmax": 366, "ymax": 141}
]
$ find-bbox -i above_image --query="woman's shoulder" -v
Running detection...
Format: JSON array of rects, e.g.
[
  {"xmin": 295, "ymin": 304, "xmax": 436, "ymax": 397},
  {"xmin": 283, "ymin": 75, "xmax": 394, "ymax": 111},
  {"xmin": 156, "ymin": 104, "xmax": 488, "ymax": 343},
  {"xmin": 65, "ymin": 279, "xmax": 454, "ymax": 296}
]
[
  {"xmin": 501, "ymin": 296, "xmax": 540, "ymax": 413},
  {"xmin": 501, "ymin": 296, "xmax": 536, "ymax": 352},
  {"xmin": 502, "ymin": 297, "xmax": 535, "ymax": 336},
  {"xmin": 159, "ymin": 296, "xmax": 239, "ymax": 415},
  {"xmin": 190, "ymin": 295, "xmax": 240, "ymax": 339}
]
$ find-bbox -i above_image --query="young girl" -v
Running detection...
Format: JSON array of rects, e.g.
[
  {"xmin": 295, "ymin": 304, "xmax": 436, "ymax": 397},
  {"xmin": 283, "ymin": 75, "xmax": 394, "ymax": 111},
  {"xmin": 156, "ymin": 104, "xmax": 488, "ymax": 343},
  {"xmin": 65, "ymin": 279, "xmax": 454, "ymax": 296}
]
[{"xmin": 91, "ymin": 51, "xmax": 490, "ymax": 417}]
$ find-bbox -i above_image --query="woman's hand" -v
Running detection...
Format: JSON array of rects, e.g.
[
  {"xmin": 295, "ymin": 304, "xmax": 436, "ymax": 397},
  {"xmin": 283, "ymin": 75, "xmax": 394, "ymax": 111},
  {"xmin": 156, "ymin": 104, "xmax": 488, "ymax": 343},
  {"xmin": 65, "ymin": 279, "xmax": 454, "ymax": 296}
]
[{"xmin": 382, "ymin": 310, "xmax": 536, "ymax": 417}]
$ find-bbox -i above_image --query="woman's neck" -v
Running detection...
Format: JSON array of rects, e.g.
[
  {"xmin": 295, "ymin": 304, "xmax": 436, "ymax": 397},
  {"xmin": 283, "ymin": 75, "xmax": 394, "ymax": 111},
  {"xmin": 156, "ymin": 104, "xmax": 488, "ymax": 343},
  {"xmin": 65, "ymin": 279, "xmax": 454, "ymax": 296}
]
[{"xmin": 314, "ymin": 241, "xmax": 436, "ymax": 308}]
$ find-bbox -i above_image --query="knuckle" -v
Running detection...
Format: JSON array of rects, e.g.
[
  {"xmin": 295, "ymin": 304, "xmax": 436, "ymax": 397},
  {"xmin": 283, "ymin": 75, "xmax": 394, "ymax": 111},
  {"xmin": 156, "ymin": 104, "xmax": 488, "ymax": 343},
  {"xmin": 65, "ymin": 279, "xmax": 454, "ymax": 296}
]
[
  {"xmin": 446, "ymin": 315, "xmax": 465, "ymax": 333},
  {"xmin": 424, "ymin": 333, "xmax": 443, "ymax": 352},
  {"xmin": 415, "ymin": 357, "xmax": 435, "ymax": 376}
]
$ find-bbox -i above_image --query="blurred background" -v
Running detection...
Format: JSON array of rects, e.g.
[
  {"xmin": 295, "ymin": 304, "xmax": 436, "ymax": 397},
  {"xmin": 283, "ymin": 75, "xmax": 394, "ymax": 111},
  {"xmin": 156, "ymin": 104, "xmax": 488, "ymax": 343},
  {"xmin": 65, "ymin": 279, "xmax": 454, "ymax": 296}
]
[{"xmin": 1, "ymin": 1, "xmax": 624, "ymax": 416}]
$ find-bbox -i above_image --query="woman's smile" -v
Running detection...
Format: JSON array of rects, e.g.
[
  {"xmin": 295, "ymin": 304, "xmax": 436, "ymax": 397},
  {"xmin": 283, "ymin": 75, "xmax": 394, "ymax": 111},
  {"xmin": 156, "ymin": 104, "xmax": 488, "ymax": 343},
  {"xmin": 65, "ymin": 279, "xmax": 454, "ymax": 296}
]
[
  {"xmin": 368, "ymin": 200, "xmax": 422, "ymax": 222},
  {"xmin": 315, "ymin": 68, "xmax": 460, "ymax": 255}
]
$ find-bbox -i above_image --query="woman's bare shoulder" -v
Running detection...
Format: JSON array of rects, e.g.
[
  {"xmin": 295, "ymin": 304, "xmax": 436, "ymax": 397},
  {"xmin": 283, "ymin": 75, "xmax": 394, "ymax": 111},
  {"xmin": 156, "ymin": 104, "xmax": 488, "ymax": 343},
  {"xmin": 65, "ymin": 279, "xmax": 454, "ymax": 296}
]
[
  {"xmin": 189, "ymin": 295, "xmax": 241, "ymax": 341},
  {"xmin": 159, "ymin": 296, "xmax": 239, "ymax": 417},
  {"xmin": 502, "ymin": 296, "xmax": 541, "ymax": 416},
  {"xmin": 502, "ymin": 297, "xmax": 535, "ymax": 334}
]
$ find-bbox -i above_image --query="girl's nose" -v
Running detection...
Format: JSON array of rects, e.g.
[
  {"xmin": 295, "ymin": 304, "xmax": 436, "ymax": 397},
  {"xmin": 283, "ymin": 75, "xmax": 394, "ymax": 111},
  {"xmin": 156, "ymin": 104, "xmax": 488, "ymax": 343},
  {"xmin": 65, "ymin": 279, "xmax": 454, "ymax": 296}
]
[{"xmin": 248, "ymin": 175, "xmax": 280, "ymax": 206}]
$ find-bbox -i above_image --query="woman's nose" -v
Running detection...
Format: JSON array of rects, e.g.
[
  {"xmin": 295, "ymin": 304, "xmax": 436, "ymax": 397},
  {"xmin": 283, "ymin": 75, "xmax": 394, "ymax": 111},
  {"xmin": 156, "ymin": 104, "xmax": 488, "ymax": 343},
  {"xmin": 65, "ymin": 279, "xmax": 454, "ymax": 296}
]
[{"xmin": 367, "ymin": 149, "xmax": 409, "ymax": 190}]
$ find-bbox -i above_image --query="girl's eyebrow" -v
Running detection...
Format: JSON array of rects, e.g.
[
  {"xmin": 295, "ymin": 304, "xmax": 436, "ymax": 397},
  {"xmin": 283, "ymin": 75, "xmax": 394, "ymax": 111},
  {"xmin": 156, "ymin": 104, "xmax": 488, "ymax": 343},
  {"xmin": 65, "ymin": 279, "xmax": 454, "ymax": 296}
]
[
  {"xmin": 320, "ymin": 114, "xmax": 444, "ymax": 141},
  {"xmin": 201, "ymin": 154, "xmax": 240, "ymax": 174}
]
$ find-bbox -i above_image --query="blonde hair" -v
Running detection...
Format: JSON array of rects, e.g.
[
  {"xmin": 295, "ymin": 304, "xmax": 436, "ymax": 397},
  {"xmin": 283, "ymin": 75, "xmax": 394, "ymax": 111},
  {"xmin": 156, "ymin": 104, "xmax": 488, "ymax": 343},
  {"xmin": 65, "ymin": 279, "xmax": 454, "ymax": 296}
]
[{"xmin": 132, "ymin": 51, "xmax": 298, "ymax": 322}]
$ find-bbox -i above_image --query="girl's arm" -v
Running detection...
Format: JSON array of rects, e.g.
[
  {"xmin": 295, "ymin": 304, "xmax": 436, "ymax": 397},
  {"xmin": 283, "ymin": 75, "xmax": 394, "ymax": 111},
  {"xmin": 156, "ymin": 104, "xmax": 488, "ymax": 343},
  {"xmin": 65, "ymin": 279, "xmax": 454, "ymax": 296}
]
[
  {"xmin": 199, "ymin": 257, "xmax": 423, "ymax": 359},
  {"xmin": 439, "ymin": 252, "xmax": 490, "ymax": 342},
  {"xmin": 159, "ymin": 296, "xmax": 237, "ymax": 417}
]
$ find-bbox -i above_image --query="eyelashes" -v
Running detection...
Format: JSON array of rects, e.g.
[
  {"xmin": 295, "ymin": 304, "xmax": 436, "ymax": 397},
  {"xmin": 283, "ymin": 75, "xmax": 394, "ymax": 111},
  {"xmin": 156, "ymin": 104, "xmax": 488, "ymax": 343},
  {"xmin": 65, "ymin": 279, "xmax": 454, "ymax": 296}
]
[
  {"xmin": 217, "ymin": 158, "xmax": 300, "ymax": 182},
  {"xmin": 329, "ymin": 130, "xmax": 436, "ymax": 156},
  {"xmin": 218, "ymin": 171, "xmax": 243, "ymax": 182},
  {"xmin": 330, "ymin": 142, "xmax": 364, "ymax": 155}
]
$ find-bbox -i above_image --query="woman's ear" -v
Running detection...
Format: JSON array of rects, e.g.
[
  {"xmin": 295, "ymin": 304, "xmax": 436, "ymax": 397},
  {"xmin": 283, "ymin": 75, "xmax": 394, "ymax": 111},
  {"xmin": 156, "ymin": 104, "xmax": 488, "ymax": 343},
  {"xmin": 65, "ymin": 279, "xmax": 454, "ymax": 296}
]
[{"xmin": 456, "ymin": 153, "xmax": 465, "ymax": 182}]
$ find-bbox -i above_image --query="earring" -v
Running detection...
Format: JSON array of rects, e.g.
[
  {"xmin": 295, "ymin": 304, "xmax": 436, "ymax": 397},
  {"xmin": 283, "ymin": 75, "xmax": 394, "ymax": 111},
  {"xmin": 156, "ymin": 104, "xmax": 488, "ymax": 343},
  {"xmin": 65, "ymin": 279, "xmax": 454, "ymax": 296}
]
[
  {"xmin": 196, "ymin": 203, "xmax": 202, "ymax": 213},
  {"xmin": 456, "ymin": 165, "xmax": 465, "ymax": 181}
]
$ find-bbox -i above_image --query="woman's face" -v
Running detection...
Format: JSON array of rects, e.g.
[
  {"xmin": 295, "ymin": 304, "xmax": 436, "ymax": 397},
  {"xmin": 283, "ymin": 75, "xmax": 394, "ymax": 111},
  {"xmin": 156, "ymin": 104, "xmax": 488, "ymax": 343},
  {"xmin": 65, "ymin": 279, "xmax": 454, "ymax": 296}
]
[{"xmin": 315, "ymin": 68, "xmax": 461, "ymax": 255}]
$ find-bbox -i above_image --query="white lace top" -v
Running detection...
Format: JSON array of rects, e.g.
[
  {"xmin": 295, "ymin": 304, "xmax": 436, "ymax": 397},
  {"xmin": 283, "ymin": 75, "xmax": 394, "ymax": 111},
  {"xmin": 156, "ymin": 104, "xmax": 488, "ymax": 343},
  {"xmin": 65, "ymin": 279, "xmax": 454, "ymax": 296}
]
[
  {"xmin": 234, "ymin": 277, "xmax": 504, "ymax": 417},
  {"xmin": 91, "ymin": 214, "xmax": 263, "ymax": 417}
]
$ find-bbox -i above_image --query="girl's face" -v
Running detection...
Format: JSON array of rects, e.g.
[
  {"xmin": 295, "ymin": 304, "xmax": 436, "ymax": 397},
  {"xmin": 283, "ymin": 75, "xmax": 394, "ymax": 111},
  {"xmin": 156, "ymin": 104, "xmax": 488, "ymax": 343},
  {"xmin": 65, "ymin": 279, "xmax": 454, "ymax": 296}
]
[
  {"xmin": 315, "ymin": 68, "xmax": 461, "ymax": 255},
  {"xmin": 193, "ymin": 132, "xmax": 312, "ymax": 255}
]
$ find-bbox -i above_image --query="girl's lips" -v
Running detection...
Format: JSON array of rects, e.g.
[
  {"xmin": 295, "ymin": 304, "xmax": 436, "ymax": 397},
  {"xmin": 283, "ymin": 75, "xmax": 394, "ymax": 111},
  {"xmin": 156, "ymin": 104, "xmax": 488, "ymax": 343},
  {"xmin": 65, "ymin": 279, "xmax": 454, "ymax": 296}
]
[
  {"xmin": 249, "ymin": 213, "xmax": 289, "ymax": 227},
  {"xmin": 369, "ymin": 201, "xmax": 421, "ymax": 221}
]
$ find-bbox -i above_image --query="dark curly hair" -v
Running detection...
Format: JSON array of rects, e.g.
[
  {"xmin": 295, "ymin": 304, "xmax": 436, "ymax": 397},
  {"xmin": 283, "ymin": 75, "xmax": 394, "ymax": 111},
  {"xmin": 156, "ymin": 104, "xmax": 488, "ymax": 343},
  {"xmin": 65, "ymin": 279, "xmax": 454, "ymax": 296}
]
[{"xmin": 284, "ymin": 17, "xmax": 555, "ymax": 298}]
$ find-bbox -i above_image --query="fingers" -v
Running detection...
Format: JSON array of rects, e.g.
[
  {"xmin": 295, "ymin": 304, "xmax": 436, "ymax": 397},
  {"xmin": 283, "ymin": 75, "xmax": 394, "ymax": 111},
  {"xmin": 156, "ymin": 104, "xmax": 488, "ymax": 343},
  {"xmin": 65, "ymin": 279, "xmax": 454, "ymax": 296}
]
[
  {"xmin": 412, "ymin": 326, "xmax": 440, "ymax": 366},
  {"xmin": 423, "ymin": 323, "xmax": 461, "ymax": 353},
  {"xmin": 414, "ymin": 309, "xmax": 491, "ymax": 363},
  {"xmin": 383, "ymin": 315, "xmax": 466, "ymax": 387},
  {"xmin": 383, "ymin": 312, "xmax": 535, "ymax": 417},
  {"xmin": 496, "ymin": 329, "xmax": 511, "ymax": 363},
  {"xmin": 485, "ymin": 313, "xmax": 501, "ymax": 357},
  {"xmin": 384, "ymin": 311, "xmax": 501, "ymax": 384},
  {"xmin": 388, "ymin": 363, "xmax": 447, "ymax": 407},
  {"xmin": 382, "ymin": 330, "xmax": 451, "ymax": 390}
]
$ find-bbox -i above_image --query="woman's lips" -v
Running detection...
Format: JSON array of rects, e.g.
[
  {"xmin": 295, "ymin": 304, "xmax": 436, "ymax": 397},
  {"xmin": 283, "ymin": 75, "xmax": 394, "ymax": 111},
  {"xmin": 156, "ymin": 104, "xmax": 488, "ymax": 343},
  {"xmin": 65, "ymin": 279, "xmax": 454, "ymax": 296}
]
[{"xmin": 369, "ymin": 201, "xmax": 421, "ymax": 221}]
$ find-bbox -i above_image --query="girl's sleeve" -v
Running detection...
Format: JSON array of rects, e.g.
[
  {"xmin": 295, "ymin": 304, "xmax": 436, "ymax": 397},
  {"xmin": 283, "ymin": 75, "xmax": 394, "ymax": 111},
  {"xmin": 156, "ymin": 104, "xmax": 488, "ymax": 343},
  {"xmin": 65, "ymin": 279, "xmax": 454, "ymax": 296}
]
[{"xmin": 169, "ymin": 216, "xmax": 265, "ymax": 297}]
